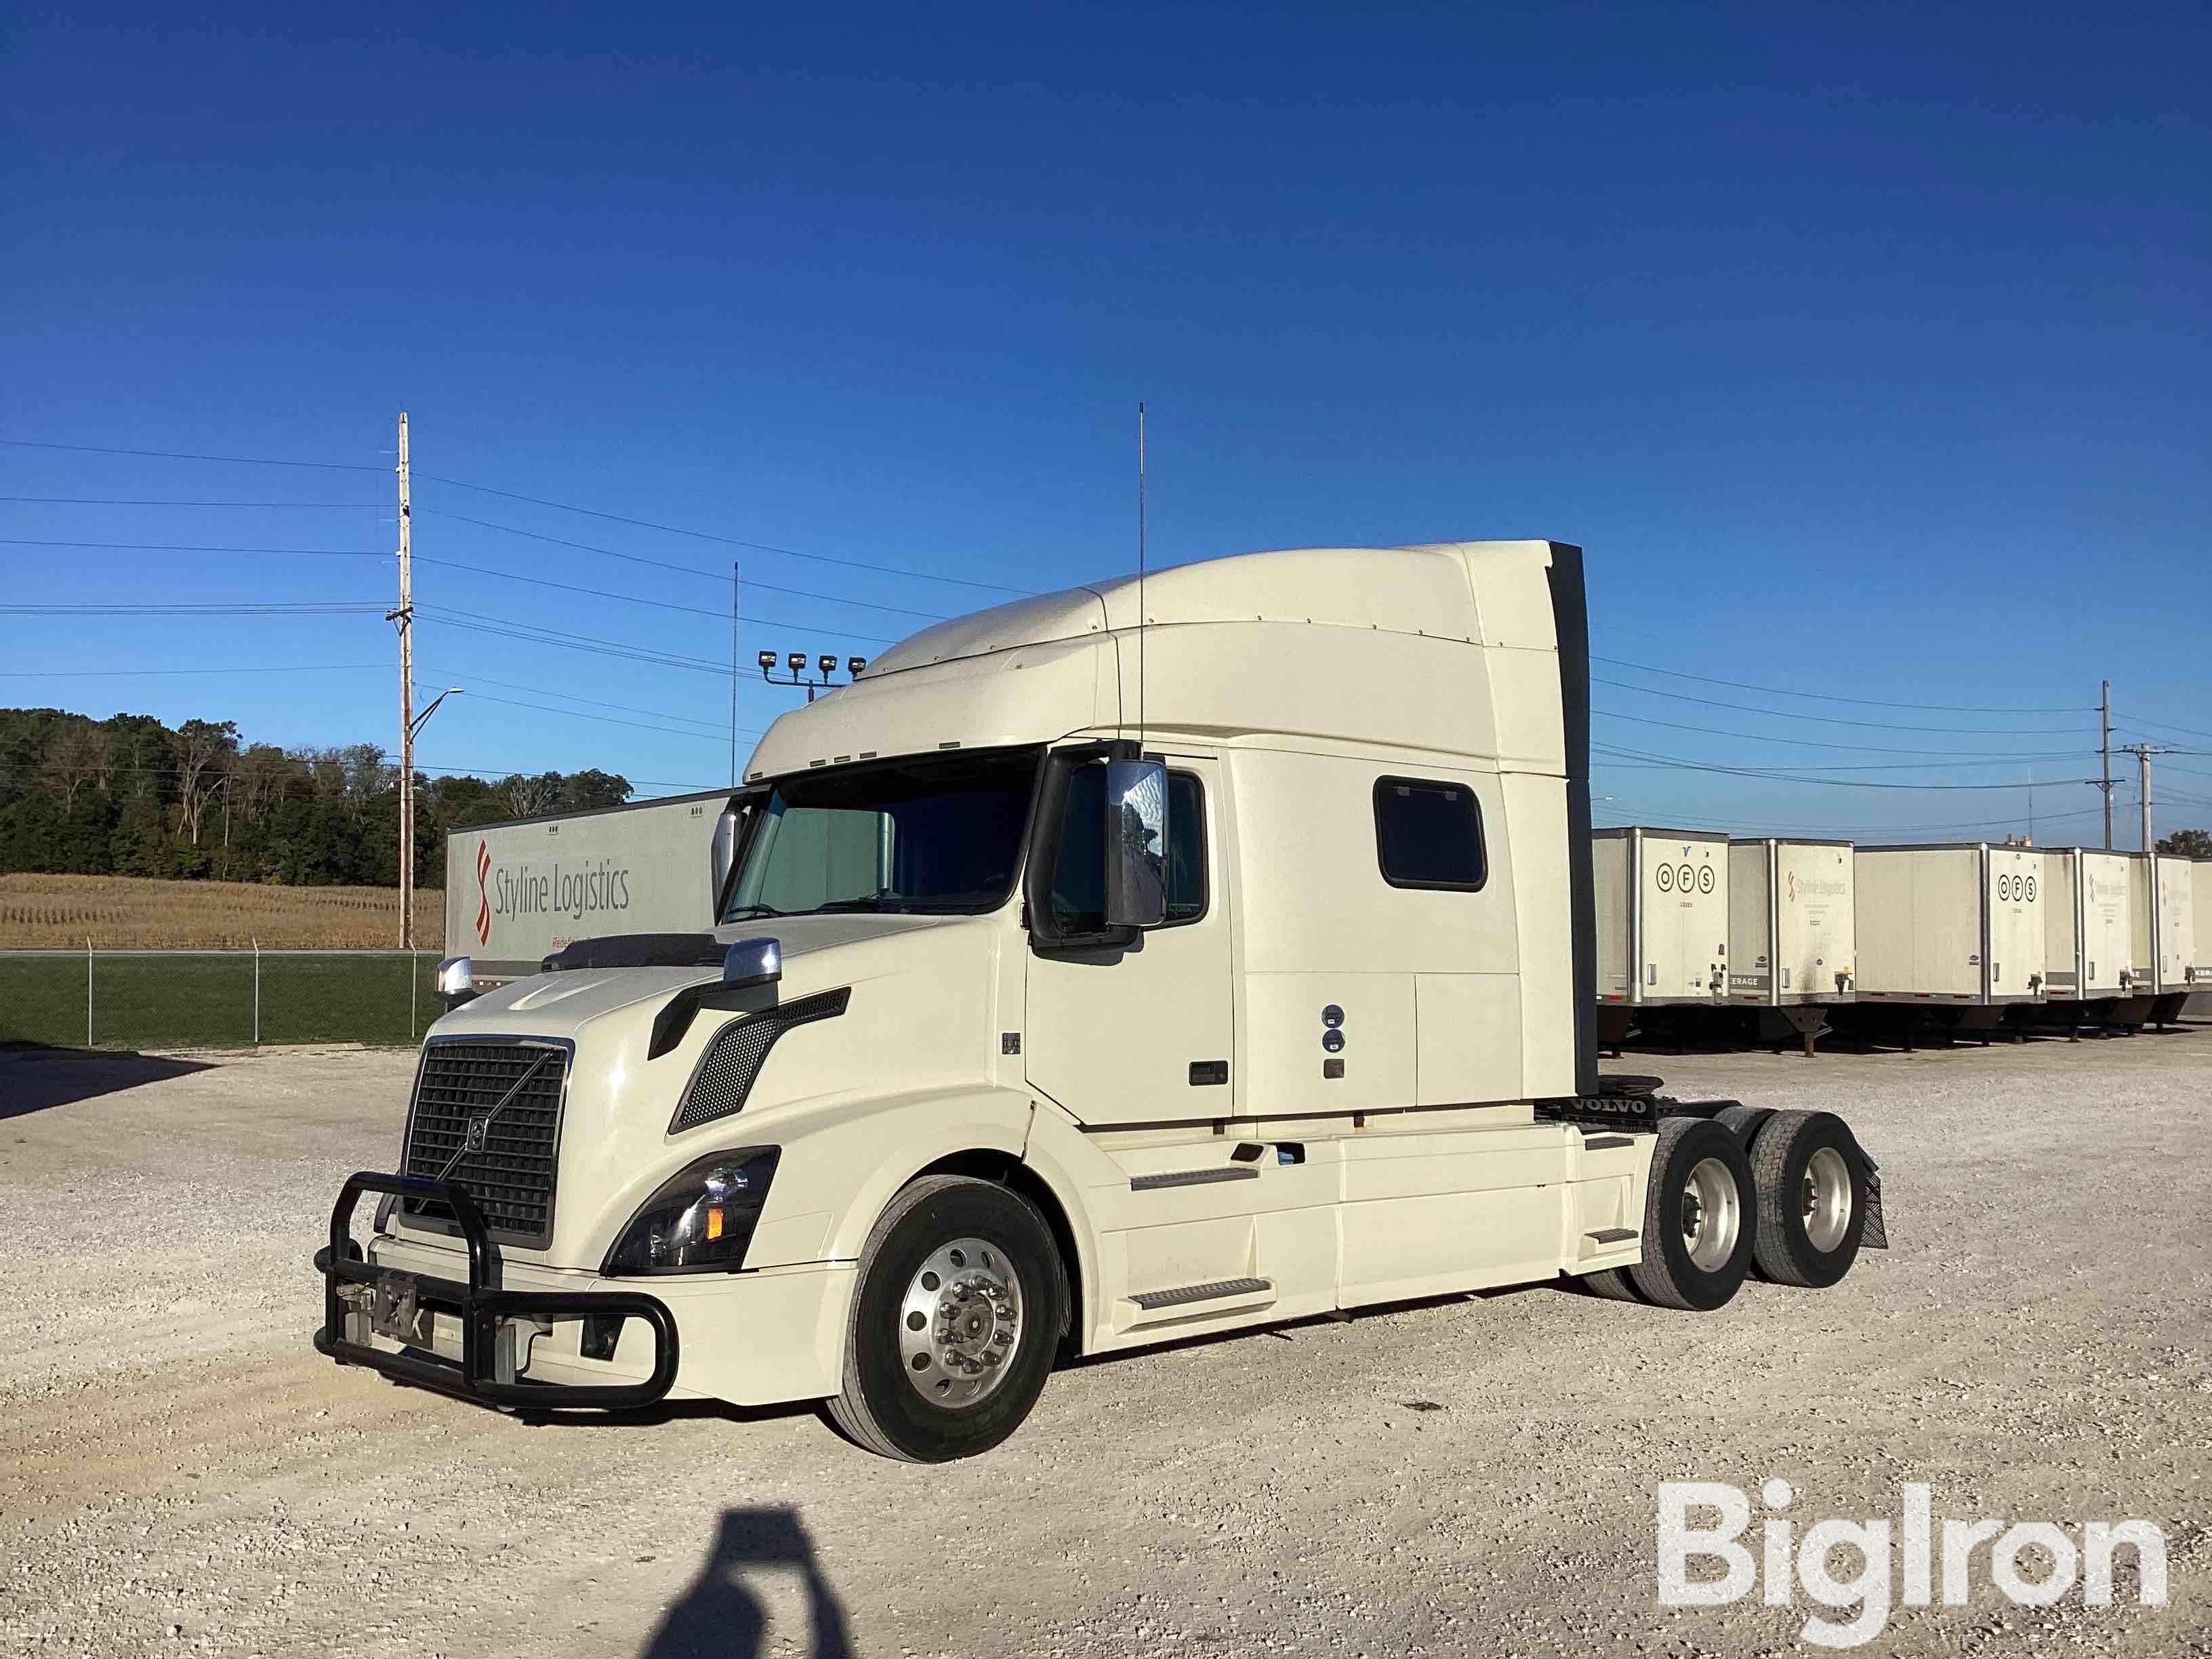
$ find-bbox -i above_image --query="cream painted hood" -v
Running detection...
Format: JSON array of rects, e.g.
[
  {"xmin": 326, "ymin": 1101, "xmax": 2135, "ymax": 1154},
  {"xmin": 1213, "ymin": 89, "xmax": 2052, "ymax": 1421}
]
[{"xmin": 413, "ymin": 912, "xmax": 1010, "ymax": 1266}]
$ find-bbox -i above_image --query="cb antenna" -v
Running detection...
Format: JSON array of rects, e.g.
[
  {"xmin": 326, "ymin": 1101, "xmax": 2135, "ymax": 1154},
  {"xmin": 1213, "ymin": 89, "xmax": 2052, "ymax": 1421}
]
[{"xmin": 1136, "ymin": 401, "xmax": 1147, "ymax": 752}]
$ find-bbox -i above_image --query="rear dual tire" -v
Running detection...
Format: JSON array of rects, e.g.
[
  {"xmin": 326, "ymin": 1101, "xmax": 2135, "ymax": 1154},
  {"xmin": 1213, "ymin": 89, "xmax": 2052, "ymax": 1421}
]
[
  {"xmin": 1746, "ymin": 1110, "xmax": 1867, "ymax": 1288},
  {"xmin": 1585, "ymin": 1118, "xmax": 1759, "ymax": 1311}
]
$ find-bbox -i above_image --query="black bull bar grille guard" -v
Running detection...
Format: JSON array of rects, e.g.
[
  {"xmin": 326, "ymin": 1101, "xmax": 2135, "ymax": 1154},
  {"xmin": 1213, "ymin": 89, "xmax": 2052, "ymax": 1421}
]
[{"xmin": 313, "ymin": 1171, "xmax": 678, "ymax": 1409}]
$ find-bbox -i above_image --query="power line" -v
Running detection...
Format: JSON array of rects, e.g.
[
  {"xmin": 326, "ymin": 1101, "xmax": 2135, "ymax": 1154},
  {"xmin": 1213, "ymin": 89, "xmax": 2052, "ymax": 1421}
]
[
  {"xmin": 0, "ymin": 602, "xmax": 387, "ymax": 616},
  {"xmin": 1591, "ymin": 676, "xmax": 2093, "ymax": 737},
  {"xmin": 1595, "ymin": 801, "xmax": 2107, "ymax": 837},
  {"xmin": 413, "ymin": 548, "xmax": 945, "ymax": 622},
  {"xmin": 1593, "ymin": 655, "xmax": 2089, "ymax": 716},
  {"xmin": 0, "ymin": 538, "xmax": 384, "ymax": 557},
  {"xmin": 417, "ymin": 665, "xmax": 746, "ymax": 734},
  {"xmin": 2112, "ymin": 710, "xmax": 2212, "ymax": 743},
  {"xmin": 1593, "ymin": 706, "xmax": 2095, "ymax": 759},
  {"xmin": 1593, "ymin": 741, "xmax": 2088, "ymax": 790},
  {"xmin": 0, "ymin": 495, "xmax": 377, "ymax": 509},
  {"xmin": 1595, "ymin": 742, "xmax": 2092, "ymax": 775},
  {"xmin": 0, "ymin": 436, "xmax": 381, "ymax": 472},
  {"xmin": 419, "ymin": 605, "xmax": 889, "ymax": 665},
  {"xmin": 417, "ymin": 611, "xmax": 737, "ymax": 675},
  {"xmin": 416, "ymin": 474, "xmax": 1031, "ymax": 595},
  {"xmin": 0, "ymin": 663, "xmax": 384, "ymax": 677},
  {"xmin": 416, "ymin": 684, "xmax": 741, "ymax": 745},
  {"xmin": 412, "ymin": 556, "xmax": 731, "ymax": 621}
]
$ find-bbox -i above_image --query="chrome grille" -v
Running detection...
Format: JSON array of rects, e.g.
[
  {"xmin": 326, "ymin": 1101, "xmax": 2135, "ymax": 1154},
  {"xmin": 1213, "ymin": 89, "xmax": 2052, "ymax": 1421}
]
[{"xmin": 400, "ymin": 1039, "xmax": 569, "ymax": 1244}]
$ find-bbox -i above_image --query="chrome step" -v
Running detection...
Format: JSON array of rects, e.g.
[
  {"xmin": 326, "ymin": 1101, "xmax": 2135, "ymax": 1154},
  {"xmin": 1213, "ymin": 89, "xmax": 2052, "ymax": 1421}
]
[
  {"xmin": 1130, "ymin": 1276, "xmax": 1273, "ymax": 1311},
  {"xmin": 1128, "ymin": 1166, "xmax": 1260, "ymax": 1191}
]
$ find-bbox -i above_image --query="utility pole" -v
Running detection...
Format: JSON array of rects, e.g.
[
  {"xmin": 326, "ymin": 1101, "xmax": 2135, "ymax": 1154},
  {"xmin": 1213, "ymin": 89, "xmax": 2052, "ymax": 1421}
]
[
  {"xmin": 390, "ymin": 412, "xmax": 415, "ymax": 949},
  {"xmin": 729, "ymin": 562, "xmax": 740, "ymax": 787},
  {"xmin": 2125, "ymin": 742, "xmax": 2163, "ymax": 853},
  {"xmin": 2100, "ymin": 680, "xmax": 2112, "ymax": 849}
]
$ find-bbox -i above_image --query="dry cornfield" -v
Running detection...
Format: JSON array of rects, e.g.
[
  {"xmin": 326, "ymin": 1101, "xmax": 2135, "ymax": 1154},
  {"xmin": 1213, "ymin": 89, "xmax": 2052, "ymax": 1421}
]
[{"xmin": 0, "ymin": 874, "xmax": 443, "ymax": 950}]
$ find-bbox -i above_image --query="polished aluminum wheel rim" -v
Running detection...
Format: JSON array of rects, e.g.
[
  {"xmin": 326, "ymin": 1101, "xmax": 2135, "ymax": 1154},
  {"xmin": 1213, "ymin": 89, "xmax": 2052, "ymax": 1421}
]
[
  {"xmin": 1679, "ymin": 1156, "xmax": 1742, "ymax": 1271},
  {"xmin": 898, "ymin": 1236, "xmax": 1023, "ymax": 1407},
  {"xmin": 1801, "ymin": 1146, "xmax": 1853, "ymax": 1252}
]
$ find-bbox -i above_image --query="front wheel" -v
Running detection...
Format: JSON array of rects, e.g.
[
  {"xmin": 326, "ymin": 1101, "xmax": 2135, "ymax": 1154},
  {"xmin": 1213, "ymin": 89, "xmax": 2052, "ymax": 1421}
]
[{"xmin": 827, "ymin": 1174, "xmax": 1067, "ymax": 1462}]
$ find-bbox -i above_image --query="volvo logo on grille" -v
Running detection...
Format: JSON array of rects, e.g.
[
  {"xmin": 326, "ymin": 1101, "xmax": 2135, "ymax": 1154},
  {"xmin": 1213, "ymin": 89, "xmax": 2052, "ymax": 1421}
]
[{"xmin": 430, "ymin": 1047, "xmax": 556, "ymax": 1186}]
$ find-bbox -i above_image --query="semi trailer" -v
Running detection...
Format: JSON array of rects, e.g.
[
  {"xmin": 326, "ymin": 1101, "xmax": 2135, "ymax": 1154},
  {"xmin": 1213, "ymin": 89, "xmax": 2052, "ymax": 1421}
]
[
  {"xmin": 1725, "ymin": 837, "xmax": 1855, "ymax": 1053},
  {"xmin": 1591, "ymin": 825, "xmax": 1729, "ymax": 1047},
  {"xmin": 2038, "ymin": 847, "xmax": 2155, "ymax": 1036},
  {"xmin": 313, "ymin": 539, "xmax": 1885, "ymax": 1461},
  {"xmin": 443, "ymin": 789, "xmax": 736, "ymax": 987},
  {"xmin": 2150, "ymin": 855, "xmax": 2197, "ymax": 1027},
  {"xmin": 1849, "ymin": 842, "xmax": 2047, "ymax": 1040}
]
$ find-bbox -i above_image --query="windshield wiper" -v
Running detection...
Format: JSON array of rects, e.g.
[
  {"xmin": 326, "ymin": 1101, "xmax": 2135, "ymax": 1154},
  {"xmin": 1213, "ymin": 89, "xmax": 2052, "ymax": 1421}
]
[
  {"xmin": 722, "ymin": 903, "xmax": 792, "ymax": 920},
  {"xmin": 811, "ymin": 893, "xmax": 916, "ymax": 914}
]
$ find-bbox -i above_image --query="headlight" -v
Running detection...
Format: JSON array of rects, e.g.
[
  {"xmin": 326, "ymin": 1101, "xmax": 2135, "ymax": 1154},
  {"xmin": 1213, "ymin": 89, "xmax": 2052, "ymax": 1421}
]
[{"xmin": 602, "ymin": 1148, "xmax": 781, "ymax": 1275}]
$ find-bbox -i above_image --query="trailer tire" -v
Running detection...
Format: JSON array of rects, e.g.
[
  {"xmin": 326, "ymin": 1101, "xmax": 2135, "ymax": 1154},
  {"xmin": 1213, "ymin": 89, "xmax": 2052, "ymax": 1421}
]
[
  {"xmin": 827, "ymin": 1174, "xmax": 1066, "ymax": 1462},
  {"xmin": 1626, "ymin": 1118, "xmax": 1757, "ymax": 1312},
  {"xmin": 1748, "ymin": 1111, "xmax": 1866, "ymax": 1288}
]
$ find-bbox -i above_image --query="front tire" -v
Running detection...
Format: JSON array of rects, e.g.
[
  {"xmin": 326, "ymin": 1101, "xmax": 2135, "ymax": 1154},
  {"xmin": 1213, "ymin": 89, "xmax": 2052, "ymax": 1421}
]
[
  {"xmin": 1626, "ymin": 1118, "xmax": 1758, "ymax": 1311},
  {"xmin": 1747, "ymin": 1111, "xmax": 1867, "ymax": 1288},
  {"xmin": 827, "ymin": 1174, "xmax": 1067, "ymax": 1462}
]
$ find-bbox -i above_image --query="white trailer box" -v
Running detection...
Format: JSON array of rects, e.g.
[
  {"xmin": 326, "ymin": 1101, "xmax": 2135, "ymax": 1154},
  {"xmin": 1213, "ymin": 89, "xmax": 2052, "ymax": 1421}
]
[
  {"xmin": 1592, "ymin": 827, "xmax": 1728, "ymax": 1010},
  {"xmin": 2151, "ymin": 855, "xmax": 2196, "ymax": 1021},
  {"xmin": 1726, "ymin": 838, "xmax": 1855, "ymax": 1006},
  {"xmin": 443, "ymin": 788, "xmax": 736, "ymax": 983},
  {"xmin": 2039, "ymin": 848, "xmax": 2139, "ymax": 1000},
  {"xmin": 2152, "ymin": 855, "xmax": 2196, "ymax": 991},
  {"xmin": 2195, "ymin": 857, "xmax": 2212, "ymax": 988},
  {"xmin": 1853, "ymin": 843, "xmax": 2047, "ymax": 1005}
]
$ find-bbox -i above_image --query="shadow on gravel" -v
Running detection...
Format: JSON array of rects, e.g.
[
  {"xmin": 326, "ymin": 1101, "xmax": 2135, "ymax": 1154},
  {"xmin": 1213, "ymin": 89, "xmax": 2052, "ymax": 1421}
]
[
  {"xmin": 0, "ymin": 1045, "xmax": 216, "ymax": 1118},
  {"xmin": 642, "ymin": 1506, "xmax": 853, "ymax": 1659}
]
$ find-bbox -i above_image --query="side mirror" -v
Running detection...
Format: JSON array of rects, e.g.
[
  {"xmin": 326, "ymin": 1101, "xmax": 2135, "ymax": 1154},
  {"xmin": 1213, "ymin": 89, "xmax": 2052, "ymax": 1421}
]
[
  {"xmin": 710, "ymin": 805, "xmax": 741, "ymax": 906},
  {"xmin": 434, "ymin": 956, "xmax": 476, "ymax": 1007},
  {"xmin": 722, "ymin": 937, "xmax": 781, "ymax": 989},
  {"xmin": 1103, "ymin": 758, "xmax": 1168, "ymax": 928}
]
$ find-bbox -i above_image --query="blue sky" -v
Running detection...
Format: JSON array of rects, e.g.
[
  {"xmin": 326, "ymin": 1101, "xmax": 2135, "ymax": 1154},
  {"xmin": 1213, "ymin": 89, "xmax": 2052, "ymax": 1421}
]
[{"xmin": 4, "ymin": 2, "xmax": 2207, "ymax": 840}]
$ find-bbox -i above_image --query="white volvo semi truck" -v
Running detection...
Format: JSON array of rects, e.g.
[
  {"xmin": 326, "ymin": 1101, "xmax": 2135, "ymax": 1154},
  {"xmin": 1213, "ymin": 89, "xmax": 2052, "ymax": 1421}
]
[{"xmin": 314, "ymin": 540, "xmax": 1885, "ymax": 1461}]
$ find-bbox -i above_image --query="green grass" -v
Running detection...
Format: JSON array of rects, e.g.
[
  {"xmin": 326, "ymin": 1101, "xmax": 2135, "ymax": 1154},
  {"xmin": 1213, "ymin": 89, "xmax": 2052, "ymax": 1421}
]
[{"xmin": 0, "ymin": 951, "xmax": 441, "ymax": 1050}]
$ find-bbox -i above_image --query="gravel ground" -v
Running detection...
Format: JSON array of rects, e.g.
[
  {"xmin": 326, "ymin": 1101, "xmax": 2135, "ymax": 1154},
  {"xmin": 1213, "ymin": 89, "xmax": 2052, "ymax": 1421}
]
[{"xmin": 1, "ymin": 1031, "xmax": 2207, "ymax": 1658}]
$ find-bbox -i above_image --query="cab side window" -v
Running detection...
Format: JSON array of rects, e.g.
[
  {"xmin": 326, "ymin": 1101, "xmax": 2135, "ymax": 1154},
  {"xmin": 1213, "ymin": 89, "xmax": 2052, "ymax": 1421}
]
[
  {"xmin": 1048, "ymin": 765, "xmax": 1207, "ymax": 932},
  {"xmin": 1373, "ymin": 776, "xmax": 1486, "ymax": 890}
]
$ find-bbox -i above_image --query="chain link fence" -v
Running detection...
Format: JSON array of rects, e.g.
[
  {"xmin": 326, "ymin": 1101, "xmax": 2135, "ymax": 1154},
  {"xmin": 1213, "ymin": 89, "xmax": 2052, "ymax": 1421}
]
[{"xmin": 0, "ymin": 949, "xmax": 442, "ymax": 1050}]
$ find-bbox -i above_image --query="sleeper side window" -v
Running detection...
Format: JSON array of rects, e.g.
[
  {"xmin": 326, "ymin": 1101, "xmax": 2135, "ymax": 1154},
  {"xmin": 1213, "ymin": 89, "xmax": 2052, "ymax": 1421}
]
[{"xmin": 1373, "ymin": 776, "xmax": 1486, "ymax": 891}]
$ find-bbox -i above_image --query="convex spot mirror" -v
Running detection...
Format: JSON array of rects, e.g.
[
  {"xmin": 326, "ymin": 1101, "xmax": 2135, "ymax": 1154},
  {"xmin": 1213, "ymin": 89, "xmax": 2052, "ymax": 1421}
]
[{"xmin": 1103, "ymin": 758, "xmax": 1168, "ymax": 929}]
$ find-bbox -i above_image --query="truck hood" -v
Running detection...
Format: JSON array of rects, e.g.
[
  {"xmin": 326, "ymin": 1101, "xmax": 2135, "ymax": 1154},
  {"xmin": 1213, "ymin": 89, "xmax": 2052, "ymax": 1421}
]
[
  {"xmin": 411, "ymin": 909, "xmax": 1008, "ymax": 1269},
  {"xmin": 436, "ymin": 912, "xmax": 977, "ymax": 1039}
]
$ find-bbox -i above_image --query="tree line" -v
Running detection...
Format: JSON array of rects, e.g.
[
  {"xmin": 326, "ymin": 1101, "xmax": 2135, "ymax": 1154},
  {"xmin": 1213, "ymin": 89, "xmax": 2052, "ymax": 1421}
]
[{"xmin": 0, "ymin": 707, "xmax": 632, "ymax": 888}]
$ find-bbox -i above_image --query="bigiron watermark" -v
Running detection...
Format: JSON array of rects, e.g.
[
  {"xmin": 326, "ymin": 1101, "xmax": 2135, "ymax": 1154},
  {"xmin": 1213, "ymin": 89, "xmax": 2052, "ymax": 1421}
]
[{"xmin": 1656, "ymin": 1481, "xmax": 2167, "ymax": 1649}]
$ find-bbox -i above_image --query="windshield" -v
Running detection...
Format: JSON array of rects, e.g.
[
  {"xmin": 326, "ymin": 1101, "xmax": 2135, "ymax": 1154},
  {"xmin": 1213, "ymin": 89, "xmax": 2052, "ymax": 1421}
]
[{"xmin": 722, "ymin": 747, "xmax": 1042, "ymax": 921}]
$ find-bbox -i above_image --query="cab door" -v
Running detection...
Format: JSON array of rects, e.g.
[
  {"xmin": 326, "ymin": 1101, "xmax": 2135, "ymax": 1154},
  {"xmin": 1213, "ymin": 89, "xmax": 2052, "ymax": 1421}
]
[{"xmin": 1023, "ymin": 753, "xmax": 1232, "ymax": 1126}]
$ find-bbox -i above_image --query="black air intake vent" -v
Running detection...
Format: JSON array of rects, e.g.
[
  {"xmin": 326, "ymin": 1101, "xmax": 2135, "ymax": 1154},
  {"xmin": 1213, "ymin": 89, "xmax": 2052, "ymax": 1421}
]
[{"xmin": 670, "ymin": 987, "xmax": 851, "ymax": 1133}]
